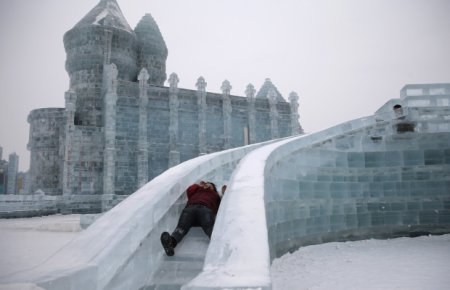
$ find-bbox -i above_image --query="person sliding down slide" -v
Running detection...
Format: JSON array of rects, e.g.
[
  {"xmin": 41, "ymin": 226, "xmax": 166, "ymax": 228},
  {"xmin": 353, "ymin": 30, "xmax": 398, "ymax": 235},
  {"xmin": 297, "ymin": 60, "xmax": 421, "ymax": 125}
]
[{"xmin": 160, "ymin": 181, "xmax": 226, "ymax": 256}]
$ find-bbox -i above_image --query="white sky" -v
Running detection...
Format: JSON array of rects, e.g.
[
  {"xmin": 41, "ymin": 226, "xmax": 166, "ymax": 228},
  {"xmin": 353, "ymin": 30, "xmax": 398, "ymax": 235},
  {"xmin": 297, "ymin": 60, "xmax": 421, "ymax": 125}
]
[{"xmin": 0, "ymin": 0, "xmax": 449, "ymax": 171}]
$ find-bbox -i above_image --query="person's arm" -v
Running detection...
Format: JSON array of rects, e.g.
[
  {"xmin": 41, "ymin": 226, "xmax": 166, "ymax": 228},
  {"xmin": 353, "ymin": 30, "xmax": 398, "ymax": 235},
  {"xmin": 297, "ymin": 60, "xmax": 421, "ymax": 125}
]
[{"xmin": 221, "ymin": 185, "xmax": 227, "ymax": 196}]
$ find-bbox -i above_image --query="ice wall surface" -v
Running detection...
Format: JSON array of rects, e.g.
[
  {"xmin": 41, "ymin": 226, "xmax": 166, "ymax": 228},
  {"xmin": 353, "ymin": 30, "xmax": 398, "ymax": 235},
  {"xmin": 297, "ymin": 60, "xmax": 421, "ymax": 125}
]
[{"xmin": 266, "ymin": 108, "xmax": 450, "ymax": 259}]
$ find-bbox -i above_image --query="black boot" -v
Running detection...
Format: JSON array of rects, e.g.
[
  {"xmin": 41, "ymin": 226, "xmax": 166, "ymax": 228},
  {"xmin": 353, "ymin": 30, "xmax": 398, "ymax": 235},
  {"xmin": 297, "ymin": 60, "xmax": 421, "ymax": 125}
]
[{"xmin": 160, "ymin": 232, "xmax": 177, "ymax": 256}]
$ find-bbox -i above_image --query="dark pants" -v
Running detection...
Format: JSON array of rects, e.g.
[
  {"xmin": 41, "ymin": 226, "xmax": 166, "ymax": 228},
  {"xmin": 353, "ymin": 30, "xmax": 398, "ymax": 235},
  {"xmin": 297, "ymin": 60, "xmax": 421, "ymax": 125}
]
[{"xmin": 171, "ymin": 204, "xmax": 215, "ymax": 244}]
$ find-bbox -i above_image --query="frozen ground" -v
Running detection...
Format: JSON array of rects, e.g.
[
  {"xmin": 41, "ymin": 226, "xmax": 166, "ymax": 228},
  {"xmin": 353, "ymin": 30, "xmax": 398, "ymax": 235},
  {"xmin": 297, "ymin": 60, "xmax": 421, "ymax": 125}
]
[
  {"xmin": 0, "ymin": 214, "xmax": 81, "ymax": 280},
  {"xmin": 271, "ymin": 234, "xmax": 450, "ymax": 290},
  {"xmin": 0, "ymin": 215, "xmax": 449, "ymax": 290}
]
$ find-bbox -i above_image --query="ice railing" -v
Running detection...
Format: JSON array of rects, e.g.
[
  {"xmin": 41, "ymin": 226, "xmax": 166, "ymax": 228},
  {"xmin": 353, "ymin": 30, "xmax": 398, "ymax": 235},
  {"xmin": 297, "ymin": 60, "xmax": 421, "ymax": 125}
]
[
  {"xmin": 2, "ymin": 138, "xmax": 285, "ymax": 290},
  {"xmin": 184, "ymin": 104, "xmax": 450, "ymax": 289}
]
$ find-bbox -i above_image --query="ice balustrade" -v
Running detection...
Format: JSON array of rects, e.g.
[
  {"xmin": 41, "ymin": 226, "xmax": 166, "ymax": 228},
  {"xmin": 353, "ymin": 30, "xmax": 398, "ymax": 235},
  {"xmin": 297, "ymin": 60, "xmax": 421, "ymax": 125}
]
[
  {"xmin": 185, "ymin": 104, "xmax": 450, "ymax": 289},
  {"xmin": 2, "ymin": 138, "xmax": 284, "ymax": 290}
]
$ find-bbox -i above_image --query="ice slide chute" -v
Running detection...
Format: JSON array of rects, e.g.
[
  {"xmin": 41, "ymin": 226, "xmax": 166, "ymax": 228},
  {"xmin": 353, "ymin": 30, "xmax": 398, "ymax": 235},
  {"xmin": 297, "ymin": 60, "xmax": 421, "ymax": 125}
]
[{"xmin": 2, "ymin": 137, "xmax": 284, "ymax": 289}]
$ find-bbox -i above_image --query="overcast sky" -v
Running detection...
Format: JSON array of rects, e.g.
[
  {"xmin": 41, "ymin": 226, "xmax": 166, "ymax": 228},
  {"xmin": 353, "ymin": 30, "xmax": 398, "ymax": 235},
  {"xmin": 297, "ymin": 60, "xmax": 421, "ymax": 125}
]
[{"xmin": 0, "ymin": 0, "xmax": 449, "ymax": 171}]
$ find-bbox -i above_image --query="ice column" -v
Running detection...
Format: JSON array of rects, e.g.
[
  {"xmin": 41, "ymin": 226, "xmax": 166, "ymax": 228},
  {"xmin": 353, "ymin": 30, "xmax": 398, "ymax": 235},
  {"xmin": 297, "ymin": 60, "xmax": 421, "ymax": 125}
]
[
  {"xmin": 103, "ymin": 30, "xmax": 113, "ymax": 65},
  {"xmin": 62, "ymin": 90, "xmax": 77, "ymax": 196},
  {"xmin": 137, "ymin": 68, "xmax": 149, "ymax": 187},
  {"xmin": 268, "ymin": 88, "xmax": 279, "ymax": 139},
  {"xmin": 221, "ymin": 80, "xmax": 233, "ymax": 149},
  {"xmin": 289, "ymin": 91, "xmax": 303, "ymax": 135},
  {"xmin": 246, "ymin": 83, "xmax": 257, "ymax": 144},
  {"xmin": 196, "ymin": 76, "xmax": 207, "ymax": 155},
  {"xmin": 103, "ymin": 63, "xmax": 118, "ymax": 194},
  {"xmin": 168, "ymin": 73, "xmax": 181, "ymax": 166}
]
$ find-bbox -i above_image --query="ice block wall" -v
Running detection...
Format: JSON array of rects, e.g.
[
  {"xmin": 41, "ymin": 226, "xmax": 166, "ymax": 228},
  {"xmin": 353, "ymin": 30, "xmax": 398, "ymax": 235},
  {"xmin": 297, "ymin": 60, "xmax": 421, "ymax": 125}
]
[{"xmin": 266, "ymin": 104, "xmax": 450, "ymax": 259}]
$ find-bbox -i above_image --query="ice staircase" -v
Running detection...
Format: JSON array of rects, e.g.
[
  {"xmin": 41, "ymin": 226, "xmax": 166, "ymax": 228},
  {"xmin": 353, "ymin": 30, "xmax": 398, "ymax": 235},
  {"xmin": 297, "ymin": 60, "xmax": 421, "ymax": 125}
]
[{"xmin": 2, "ymin": 86, "xmax": 450, "ymax": 290}]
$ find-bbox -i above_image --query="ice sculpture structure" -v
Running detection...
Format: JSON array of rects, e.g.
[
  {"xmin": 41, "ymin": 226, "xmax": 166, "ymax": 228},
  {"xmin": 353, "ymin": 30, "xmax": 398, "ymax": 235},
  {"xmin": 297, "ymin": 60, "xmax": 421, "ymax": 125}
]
[{"xmin": 2, "ymin": 84, "xmax": 450, "ymax": 289}]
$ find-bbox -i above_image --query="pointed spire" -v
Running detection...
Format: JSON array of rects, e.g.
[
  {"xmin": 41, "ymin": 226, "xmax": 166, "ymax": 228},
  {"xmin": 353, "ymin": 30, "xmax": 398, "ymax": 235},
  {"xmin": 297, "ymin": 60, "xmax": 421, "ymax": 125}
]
[
  {"xmin": 73, "ymin": 0, "xmax": 133, "ymax": 33},
  {"xmin": 135, "ymin": 13, "xmax": 168, "ymax": 86},
  {"xmin": 256, "ymin": 78, "xmax": 285, "ymax": 102},
  {"xmin": 134, "ymin": 13, "xmax": 168, "ymax": 56}
]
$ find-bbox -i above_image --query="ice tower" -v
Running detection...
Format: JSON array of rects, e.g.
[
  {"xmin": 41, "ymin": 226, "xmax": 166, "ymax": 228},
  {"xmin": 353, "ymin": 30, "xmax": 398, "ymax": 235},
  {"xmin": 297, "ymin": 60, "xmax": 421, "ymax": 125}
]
[
  {"xmin": 64, "ymin": 0, "xmax": 139, "ymax": 126},
  {"xmin": 134, "ymin": 13, "xmax": 168, "ymax": 86}
]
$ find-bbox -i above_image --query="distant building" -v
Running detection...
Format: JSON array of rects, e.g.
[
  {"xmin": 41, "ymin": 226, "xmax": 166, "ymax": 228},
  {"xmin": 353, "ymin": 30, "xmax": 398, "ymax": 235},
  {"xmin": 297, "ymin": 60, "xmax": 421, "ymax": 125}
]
[
  {"xmin": 0, "ymin": 148, "xmax": 25, "ymax": 195},
  {"xmin": 7, "ymin": 153, "xmax": 19, "ymax": 194},
  {"xmin": 0, "ymin": 150, "xmax": 6, "ymax": 195},
  {"xmin": 27, "ymin": 0, "xmax": 303, "ymax": 213}
]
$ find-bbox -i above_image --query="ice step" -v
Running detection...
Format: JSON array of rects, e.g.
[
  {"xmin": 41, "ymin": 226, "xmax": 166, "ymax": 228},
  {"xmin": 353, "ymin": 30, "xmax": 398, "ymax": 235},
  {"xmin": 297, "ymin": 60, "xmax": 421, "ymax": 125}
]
[{"xmin": 143, "ymin": 228, "xmax": 210, "ymax": 290}]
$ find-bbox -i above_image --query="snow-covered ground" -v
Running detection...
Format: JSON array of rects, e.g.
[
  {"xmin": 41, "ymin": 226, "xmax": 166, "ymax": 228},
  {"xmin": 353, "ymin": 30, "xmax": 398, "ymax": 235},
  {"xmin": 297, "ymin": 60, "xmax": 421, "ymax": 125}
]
[
  {"xmin": 0, "ymin": 215, "xmax": 81, "ymax": 280},
  {"xmin": 0, "ymin": 215, "xmax": 449, "ymax": 290},
  {"xmin": 271, "ymin": 234, "xmax": 450, "ymax": 290}
]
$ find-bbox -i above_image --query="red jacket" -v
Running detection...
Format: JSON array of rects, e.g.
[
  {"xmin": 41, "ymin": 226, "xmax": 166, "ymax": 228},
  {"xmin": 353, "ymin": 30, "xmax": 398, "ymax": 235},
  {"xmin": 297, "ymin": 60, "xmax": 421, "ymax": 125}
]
[{"xmin": 186, "ymin": 184, "xmax": 221, "ymax": 215}]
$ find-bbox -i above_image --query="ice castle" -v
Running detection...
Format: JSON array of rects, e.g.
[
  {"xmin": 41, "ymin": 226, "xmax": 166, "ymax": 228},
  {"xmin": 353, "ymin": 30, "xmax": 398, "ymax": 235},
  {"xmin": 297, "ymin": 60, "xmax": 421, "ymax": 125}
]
[{"xmin": 26, "ymin": 0, "xmax": 303, "ymax": 212}]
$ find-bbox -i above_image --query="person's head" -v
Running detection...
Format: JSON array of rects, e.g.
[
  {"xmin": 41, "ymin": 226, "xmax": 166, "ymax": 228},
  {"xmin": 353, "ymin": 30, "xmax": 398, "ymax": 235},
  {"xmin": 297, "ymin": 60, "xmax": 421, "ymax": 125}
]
[
  {"xmin": 207, "ymin": 182, "xmax": 217, "ymax": 193},
  {"xmin": 199, "ymin": 181, "xmax": 217, "ymax": 192}
]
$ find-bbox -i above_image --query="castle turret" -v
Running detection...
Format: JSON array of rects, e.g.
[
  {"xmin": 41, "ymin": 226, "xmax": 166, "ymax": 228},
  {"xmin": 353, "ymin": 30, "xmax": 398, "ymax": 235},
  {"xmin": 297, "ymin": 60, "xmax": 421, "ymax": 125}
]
[
  {"xmin": 63, "ymin": 0, "xmax": 138, "ymax": 126},
  {"xmin": 27, "ymin": 108, "xmax": 65, "ymax": 195},
  {"xmin": 134, "ymin": 13, "xmax": 168, "ymax": 86}
]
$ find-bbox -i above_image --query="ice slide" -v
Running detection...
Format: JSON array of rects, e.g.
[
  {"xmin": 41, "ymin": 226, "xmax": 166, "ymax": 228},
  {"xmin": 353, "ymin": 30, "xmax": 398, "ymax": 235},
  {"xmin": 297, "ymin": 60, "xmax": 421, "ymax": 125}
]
[
  {"xmin": 1, "ymin": 136, "xmax": 286, "ymax": 289},
  {"xmin": 3, "ymin": 95, "xmax": 450, "ymax": 289}
]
